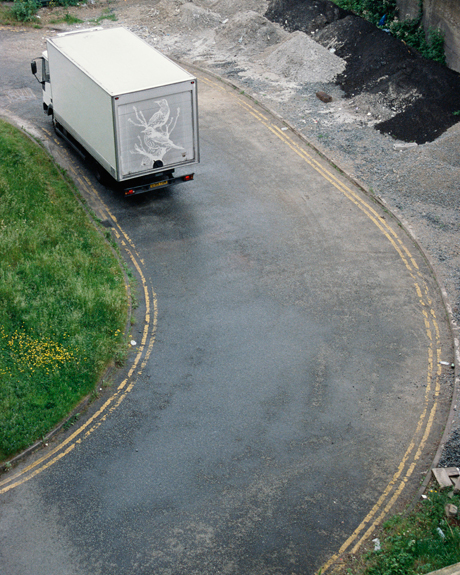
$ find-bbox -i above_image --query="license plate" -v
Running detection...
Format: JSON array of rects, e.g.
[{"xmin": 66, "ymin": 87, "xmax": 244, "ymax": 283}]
[{"xmin": 150, "ymin": 180, "xmax": 168, "ymax": 189}]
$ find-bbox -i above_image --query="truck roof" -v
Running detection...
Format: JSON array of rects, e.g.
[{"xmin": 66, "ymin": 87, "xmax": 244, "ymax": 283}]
[{"xmin": 47, "ymin": 27, "xmax": 195, "ymax": 95}]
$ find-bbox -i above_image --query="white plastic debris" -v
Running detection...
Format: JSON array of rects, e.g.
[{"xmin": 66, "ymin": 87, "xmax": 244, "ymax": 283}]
[
  {"xmin": 130, "ymin": 340, "xmax": 137, "ymax": 346},
  {"xmin": 393, "ymin": 142, "xmax": 418, "ymax": 151},
  {"xmin": 372, "ymin": 538, "xmax": 381, "ymax": 551},
  {"xmin": 437, "ymin": 527, "xmax": 445, "ymax": 539}
]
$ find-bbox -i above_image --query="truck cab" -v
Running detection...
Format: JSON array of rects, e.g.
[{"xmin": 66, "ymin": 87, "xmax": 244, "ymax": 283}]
[{"xmin": 31, "ymin": 52, "xmax": 53, "ymax": 116}]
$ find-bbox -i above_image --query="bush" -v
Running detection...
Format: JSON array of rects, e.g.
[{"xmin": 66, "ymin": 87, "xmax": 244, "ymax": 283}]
[
  {"xmin": 389, "ymin": 19, "xmax": 446, "ymax": 65},
  {"xmin": 332, "ymin": 0, "xmax": 398, "ymax": 24},
  {"xmin": 55, "ymin": 0, "xmax": 81, "ymax": 7},
  {"xmin": 11, "ymin": 0, "xmax": 40, "ymax": 22}
]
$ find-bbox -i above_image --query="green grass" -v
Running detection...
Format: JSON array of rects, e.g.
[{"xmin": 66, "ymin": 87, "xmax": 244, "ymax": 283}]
[
  {"xmin": 0, "ymin": 120, "xmax": 128, "ymax": 459},
  {"xmin": 89, "ymin": 8, "xmax": 117, "ymax": 24},
  {"xmin": 49, "ymin": 12, "xmax": 83, "ymax": 25},
  {"xmin": 348, "ymin": 489, "xmax": 460, "ymax": 574}
]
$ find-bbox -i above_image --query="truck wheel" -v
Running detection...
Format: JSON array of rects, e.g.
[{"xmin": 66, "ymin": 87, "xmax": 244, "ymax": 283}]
[
  {"xmin": 92, "ymin": 163, "xmax": 110, "ymax": 186},
  {"xmin": 52, "ymin": 114, "xmax": 60, "ymax": 135}
]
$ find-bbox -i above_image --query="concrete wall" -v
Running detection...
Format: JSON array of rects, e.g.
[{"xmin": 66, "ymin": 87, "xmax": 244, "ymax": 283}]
[
  {"xmin": 396, "ymin": 0, "xmax": 460, "ymax": 72},
  {"xmin": 423, "ymin": 0, "xmax": 460, "ymax": 72},
  {"xmin": 397, "ymin": 0, "xmax": 460, "ymax": 72},
  {"xmin": 396, "ymin": 0, "xmax": 420, "ymax": 20}
]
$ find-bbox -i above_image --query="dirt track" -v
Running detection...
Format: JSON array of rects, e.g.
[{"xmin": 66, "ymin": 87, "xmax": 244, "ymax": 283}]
[{"xmin": 14, "ymin": 0, "xmax": 460, "ymax": 461}]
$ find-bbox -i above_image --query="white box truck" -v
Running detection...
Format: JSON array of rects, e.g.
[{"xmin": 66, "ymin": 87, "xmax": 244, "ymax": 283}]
[{"xmin": 31, "ymin": 27, "xmax": 199, "ymax": 196}]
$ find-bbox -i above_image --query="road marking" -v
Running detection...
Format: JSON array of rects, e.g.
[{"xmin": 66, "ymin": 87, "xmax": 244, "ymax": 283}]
[
  {"xmin": 1, "ymin": 81, "xmax": 444, "ymax": 569},
  {"xmin": 201, "ymin": 76, "xmax": 443, "ymax": 572}
]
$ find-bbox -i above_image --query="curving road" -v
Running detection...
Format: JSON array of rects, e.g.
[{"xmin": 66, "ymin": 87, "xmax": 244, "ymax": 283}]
[{"xmin": 0, "ymin": 29, "xmax": 453, "ymax": 575}]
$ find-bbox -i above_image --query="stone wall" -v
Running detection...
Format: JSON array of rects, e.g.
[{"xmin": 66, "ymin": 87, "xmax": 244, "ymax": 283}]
[{"xmin": 396, "ymin": 0, "xmax": 460, "ymax": 72}]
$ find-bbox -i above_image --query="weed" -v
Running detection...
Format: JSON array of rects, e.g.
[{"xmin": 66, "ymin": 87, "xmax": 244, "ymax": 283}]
[
  {"xmin": 114, "ymin": 345, "xmax": 128, "ymax": 367},
  {"xmin": 63, "ymin": 413, "xmax": 80, "ymax": 430},
  {"xmin": 90, "ymin": 9, "xmax": 117, "ymax": 24},
  {"xmin": 0, "ymin": 3, "xmax": 23, "ymax": 25},
  {"xmin": 131, "ymin": 292, "xmax": 139, "ymax": 310},
  {"xmin": 49, "ymin": 12, "xmax": 83, "ymax": 25},
  {"xmin": 48, "ymin": 0, "xmax": 80, "ymax": 7},
  {"xmin": 331, "ymin": 0, "xmax": 398, "ymax": 25},
  {"xmin": 10, "ymin": 0, "xmax": 40, "ymax": 22},
  {"xmin": 350, "ymin": 489, "xmax": 460, "ymax": 574}
]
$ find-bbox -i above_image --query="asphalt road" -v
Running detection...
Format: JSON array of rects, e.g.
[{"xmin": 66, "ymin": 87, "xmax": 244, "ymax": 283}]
[{"xmin": 0, "ymin": 28, "xmax": 454, "ymax": 575}]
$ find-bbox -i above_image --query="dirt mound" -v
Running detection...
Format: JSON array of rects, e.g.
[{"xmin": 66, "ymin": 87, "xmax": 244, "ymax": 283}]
[
  {"xmin": 266, "ymin": 0, "xmax": 350, "ymax": 33},
  {"xmin": 217, "ymin": 10, "xmax": 286, "ymax": 52},
  {"xmin": 263, "ymin": 30, "xmax": 345, "ymax": 82},
  {"xmin": 265, "ymin": 0, "xmax": 460, "ymax": 143},
  {"xmin": 180, "ymin": 3, "xmax": 223, "ymax": 29},
  {"xmin": 209, "ymin": 0, "xmax": 268, "ymax": 18}
]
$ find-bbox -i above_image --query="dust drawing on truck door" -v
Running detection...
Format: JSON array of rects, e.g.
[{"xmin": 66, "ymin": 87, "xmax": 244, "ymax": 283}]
[
  {"xmin": 128, "ymin": 99, "xmax": 184, "ymax": 163},
  {"xmin": 117, "ymin": 92, "xmax": 195, "ymax": 177}
]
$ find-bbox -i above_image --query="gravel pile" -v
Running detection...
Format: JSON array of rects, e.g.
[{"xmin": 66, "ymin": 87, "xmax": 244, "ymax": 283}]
[
  {"xmin": 439, "ymin": 429, "xmax": 460, "ymax": 468},
  {"xmin": 263, "ymin": 30, "xmax": 346, "ymax": 82}
]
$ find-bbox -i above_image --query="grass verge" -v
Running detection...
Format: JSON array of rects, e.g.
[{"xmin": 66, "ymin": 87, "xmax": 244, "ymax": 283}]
[
  {"xmin": 347, "ymin": 488, "xmax": 460, "ymax": 574},
  {"xmin": 0, "ymin": 119, "xmax": 128, "ymax": 460}
]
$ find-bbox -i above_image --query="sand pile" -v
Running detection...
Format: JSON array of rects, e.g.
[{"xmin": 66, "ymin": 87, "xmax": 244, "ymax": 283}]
[{"xmin": 263, "ymin": 30, "xmax": 346, "ymax": 83}]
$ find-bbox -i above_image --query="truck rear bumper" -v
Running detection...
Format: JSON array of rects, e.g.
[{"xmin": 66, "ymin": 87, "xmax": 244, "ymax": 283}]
[{"xmin": 123, "ymin": 173, "xmax": 194, "ymax": 197}]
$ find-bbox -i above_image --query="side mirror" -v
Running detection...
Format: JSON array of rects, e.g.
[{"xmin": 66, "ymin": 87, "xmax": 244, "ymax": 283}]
[{"xmin": 31, "ymin": 58, "xmax": 49, "ymax": 84}]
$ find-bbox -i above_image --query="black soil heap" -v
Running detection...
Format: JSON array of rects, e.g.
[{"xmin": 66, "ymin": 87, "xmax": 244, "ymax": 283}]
[{"xmin": 266, "ymin": 0, "xmax": 460, "ymax": 143}]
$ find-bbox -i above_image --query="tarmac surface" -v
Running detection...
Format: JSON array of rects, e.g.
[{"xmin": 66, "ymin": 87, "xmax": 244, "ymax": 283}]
[{"xmin": 0, "ymin": 6, "xmax": 458, "ymax": 574}]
